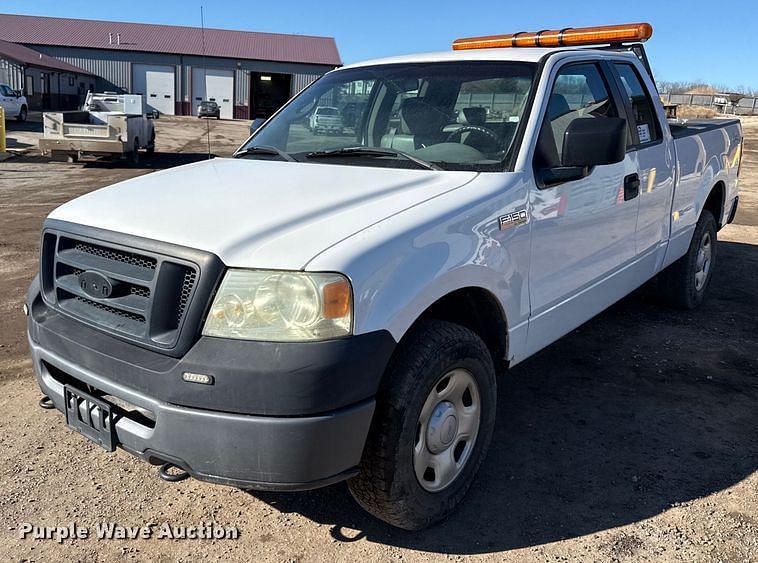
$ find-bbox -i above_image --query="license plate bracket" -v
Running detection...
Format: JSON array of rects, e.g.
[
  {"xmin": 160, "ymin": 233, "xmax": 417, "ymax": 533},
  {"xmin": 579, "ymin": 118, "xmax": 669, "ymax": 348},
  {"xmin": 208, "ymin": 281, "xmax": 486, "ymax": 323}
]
[{"xmin": 64, "ymin": 385, "xmax": 116, "ymax": 452}]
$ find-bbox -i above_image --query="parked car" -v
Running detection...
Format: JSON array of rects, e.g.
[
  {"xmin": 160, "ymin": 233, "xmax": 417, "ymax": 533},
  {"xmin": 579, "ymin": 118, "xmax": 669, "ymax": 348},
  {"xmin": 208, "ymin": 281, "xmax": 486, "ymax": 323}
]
[
  {"xmin": 197, "ymin": 100, "xmax": 220, "ymax": 119},
  {"xmin": 39, "ymin": 92, "xmax": 155, "ymax": 164},
  {"xmin": 308, "ymin": 106, "xmax": 343, "ymax": 134},
  {"xmin": 0, "ymin": 83, "xmax": 28, "ymax": 122},
  {"xmin": 26, "ymin": 23, "xmax": 741, "ymax": 531}
]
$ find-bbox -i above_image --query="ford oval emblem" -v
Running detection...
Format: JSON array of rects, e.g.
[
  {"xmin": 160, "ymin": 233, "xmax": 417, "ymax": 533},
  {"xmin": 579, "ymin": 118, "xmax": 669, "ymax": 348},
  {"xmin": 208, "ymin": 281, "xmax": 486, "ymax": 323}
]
[{"xmin": 78, "ymin": 270, "xmax": 114, "ymax": 299}]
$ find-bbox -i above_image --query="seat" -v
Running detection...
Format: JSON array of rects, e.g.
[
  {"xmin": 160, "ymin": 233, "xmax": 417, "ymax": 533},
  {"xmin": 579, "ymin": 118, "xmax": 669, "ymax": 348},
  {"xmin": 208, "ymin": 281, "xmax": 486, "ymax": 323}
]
[
  {"xmin": 548, "ymin": 93, "xmax": 571, "ymax": 120},
  {"xmin": 457, "ymin": 106, "xmax": 487, "ymax": 126},
  {"xmin": 381, "ymin": 98, "xmax": 448, "ymax": 152}
]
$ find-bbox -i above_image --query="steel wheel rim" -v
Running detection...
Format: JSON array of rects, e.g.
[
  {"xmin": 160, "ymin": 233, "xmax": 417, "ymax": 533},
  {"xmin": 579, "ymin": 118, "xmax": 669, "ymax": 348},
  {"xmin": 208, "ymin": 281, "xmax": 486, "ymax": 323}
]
[
  {"xmin": 695, "ymin": 231, "xmax": 712, "ymax": 291},
  {"xmin": 413, "ymin": 368, "xmax": 481, "ymax": 493}
]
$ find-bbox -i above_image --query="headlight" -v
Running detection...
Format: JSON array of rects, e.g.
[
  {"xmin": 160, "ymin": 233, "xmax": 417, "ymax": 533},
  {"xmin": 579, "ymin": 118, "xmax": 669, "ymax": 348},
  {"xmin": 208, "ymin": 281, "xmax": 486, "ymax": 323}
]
[{"xmin": 202, "ymin": 270, "xmax": 352, "ymax": 341}]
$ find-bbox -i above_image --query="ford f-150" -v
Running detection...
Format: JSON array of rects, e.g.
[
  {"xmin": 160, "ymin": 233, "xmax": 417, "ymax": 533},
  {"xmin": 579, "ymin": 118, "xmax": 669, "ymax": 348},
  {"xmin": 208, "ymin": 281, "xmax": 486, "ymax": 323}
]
[{"xmin": 26, "ymin": 23, "xmax": 742, "ymax": 529}]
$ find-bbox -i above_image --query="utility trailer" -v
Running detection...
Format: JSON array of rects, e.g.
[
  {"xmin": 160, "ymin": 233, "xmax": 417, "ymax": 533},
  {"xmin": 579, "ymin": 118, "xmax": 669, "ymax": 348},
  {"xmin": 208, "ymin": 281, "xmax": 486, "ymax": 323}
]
[{"xmin": 39, "ymin": 93, "xmax": 156, "ymax": 164}]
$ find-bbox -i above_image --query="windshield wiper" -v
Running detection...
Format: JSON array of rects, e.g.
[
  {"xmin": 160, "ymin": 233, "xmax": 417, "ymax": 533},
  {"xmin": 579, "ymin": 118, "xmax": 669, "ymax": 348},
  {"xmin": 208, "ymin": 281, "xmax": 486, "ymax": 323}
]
[
  {"xmin": 235, "ymin": 145, "xmax": 296, "ymax": 162},
  {"xmin": 305, "ymin": 147, "xmax": 442, "ymax": 171}
]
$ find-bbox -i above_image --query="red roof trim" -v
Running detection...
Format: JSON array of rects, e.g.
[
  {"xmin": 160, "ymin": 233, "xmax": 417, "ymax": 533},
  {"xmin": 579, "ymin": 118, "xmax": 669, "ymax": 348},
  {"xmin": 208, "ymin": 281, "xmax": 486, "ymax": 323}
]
[
  {"xmin": 0, "ymin": 13, "xmax": 342, "ymax": 66},
  {"xmin": 0, "ymin": 38, "xmax": 93, "ymax": 74}
]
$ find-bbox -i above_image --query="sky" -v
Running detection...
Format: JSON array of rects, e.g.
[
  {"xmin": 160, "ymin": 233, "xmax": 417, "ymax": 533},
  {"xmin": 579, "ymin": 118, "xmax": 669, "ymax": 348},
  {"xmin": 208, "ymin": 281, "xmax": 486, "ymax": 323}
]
[{"xmin": 2, "ymin": 0, "xmax": 757, "ymax": 90}]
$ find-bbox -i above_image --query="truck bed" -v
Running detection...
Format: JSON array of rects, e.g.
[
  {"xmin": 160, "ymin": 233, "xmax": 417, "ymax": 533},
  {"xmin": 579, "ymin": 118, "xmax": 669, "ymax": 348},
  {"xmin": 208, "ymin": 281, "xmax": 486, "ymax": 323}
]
[{"xmin": 668, "ymin": 118, "xmax": 741, "ymax": 139}]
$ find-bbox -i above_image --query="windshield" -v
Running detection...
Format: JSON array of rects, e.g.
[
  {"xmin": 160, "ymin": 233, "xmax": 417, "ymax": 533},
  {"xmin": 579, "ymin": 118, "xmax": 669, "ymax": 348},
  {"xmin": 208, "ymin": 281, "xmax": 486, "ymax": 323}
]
[{"xmin": 240, "ymin": 61, "xmax": 536, "ymax": 171}]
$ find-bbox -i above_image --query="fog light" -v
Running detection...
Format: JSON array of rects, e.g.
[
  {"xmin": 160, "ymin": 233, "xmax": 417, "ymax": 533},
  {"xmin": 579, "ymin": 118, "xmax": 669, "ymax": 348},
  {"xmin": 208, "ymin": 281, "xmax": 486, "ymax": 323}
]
[{"xmin": 182, "ymin": 372, "xmax": 214, "ymax": 385}]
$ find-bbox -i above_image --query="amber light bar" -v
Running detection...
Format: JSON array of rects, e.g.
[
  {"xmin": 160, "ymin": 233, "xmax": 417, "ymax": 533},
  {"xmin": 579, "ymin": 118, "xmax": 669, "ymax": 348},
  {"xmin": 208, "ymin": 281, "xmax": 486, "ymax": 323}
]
[{"xmin": 452, "ymin": 22, "xmax": 653, "ymax": 50}]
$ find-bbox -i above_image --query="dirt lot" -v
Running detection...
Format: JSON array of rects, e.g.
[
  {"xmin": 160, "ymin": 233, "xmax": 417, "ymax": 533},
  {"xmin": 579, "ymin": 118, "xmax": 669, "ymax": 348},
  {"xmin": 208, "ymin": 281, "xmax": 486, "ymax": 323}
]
[{"xmin": 0, "ymin": 116, "xmax": 756, "ymax": 562}]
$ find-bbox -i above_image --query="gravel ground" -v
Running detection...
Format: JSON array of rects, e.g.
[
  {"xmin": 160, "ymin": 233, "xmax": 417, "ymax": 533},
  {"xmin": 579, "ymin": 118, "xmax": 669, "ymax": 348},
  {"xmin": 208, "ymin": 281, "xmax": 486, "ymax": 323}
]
[{"xmin": 0, "ymin": 115, "xmax": 755, "ymax": 562}]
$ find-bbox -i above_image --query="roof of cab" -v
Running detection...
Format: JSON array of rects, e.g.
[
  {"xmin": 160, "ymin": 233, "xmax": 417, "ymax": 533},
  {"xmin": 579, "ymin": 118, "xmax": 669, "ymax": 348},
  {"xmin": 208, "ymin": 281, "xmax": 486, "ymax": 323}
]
[{"xmin": 340, "ymin": 47, "xmax": 633, "ymax": 69}]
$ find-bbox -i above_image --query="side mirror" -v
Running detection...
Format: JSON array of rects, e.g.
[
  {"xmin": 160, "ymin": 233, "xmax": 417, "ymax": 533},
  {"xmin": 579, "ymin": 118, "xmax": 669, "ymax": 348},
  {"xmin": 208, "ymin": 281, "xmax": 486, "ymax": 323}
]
[
  {"xmin": 146, "ymin": 109, "xmax": 159, "ymax": 119},
  {"xmin": 249, "ymin": 118, "xmax": 266, "ymax": 135},
  {"xmin": 540, "ymin": 117, "xmax": 627, "ymax": 185},
  {"xmin": 14, "ymin": 90, "xmax": 23, "ymax": 98},
  {"xmin": 562, "ymin": 117, "xmax": 626, "ymax": 167}
]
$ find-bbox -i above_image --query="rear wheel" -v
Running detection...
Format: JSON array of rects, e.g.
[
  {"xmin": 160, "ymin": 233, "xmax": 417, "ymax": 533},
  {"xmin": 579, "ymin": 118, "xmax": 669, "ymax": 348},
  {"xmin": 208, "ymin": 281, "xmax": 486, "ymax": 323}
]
[
  {"xmin": 146, "ymin": 131, "xmax": 156, "ymax": 155},
  {"xmin": 659, "ymin": 209, "xmax": 717, "ymax": 309},
  {"xmin": 348, "ymin": 320, "xmax": 496, "ymax": 530},
  {"xmin": 127, "ymin": 138, "xmax": 140, "ymax": 166}
]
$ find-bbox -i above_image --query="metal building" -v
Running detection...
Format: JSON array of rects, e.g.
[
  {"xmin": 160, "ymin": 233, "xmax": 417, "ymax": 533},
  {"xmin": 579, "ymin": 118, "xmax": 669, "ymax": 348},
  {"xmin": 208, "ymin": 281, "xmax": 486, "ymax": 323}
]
[
  {"xmin": 0, "ymin": 13, "xmax": 341, "ymax": 118},
  {"xmin": 0, "ymin": 38, "xmax": 96, "ymax": 111}
]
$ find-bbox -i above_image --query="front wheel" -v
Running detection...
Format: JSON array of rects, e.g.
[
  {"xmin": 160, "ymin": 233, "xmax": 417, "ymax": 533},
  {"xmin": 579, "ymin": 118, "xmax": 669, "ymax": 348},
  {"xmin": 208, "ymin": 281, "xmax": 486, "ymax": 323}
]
[
  {"xmin": 348, "ymin": 320, "xmax": 496, "ymax": 530},
  {"xmin": 658, "ymin": 209, "xmax": 717, "ymax": 309},
  {"xmin": 17, "ymin": 106, "xmax": 27, "ymax": 122}
]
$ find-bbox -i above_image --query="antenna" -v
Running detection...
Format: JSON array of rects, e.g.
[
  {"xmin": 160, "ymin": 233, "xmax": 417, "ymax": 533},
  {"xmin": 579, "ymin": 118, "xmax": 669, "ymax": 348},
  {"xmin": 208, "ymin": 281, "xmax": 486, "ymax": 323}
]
[{"xmin": 200, "ymin": 5, "xmax": 211, "ymax": 159}]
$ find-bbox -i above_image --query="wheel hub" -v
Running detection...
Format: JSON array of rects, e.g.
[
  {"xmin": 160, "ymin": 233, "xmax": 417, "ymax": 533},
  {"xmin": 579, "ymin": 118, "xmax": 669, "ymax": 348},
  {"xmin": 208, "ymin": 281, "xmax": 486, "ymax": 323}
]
[
  {"xmin": 413, "ymin": 369, "xmax": 481, "ymax": 492},
  {"xmin": 426, "ymin": 402, "xmax": 459, "ymax": 454},
  {"xmin": 695, "ymin": 231, "xmax": 712, "ymax": 291}
]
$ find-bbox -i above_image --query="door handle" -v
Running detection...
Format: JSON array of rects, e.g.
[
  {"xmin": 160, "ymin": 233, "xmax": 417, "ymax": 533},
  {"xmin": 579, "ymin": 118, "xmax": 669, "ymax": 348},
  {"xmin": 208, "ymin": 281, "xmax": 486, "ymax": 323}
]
[{"xmin": 624, "ymin": 173, "xmax": 640, "ymax": 201}]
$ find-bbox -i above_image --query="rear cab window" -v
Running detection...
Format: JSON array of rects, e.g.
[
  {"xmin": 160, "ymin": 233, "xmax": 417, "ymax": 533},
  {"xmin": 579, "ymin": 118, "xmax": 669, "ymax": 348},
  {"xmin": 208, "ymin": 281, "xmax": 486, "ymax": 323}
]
[{"xmin": 613, "ymin": 62, "xmax": 661, "ymax": 147}]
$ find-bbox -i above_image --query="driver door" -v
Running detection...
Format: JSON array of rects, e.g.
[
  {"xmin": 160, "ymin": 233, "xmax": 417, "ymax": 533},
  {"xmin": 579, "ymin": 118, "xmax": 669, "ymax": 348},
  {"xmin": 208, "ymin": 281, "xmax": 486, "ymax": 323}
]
[{"xmin": 526, "ymin": 61, "xmax": 640, "ymax": 355}]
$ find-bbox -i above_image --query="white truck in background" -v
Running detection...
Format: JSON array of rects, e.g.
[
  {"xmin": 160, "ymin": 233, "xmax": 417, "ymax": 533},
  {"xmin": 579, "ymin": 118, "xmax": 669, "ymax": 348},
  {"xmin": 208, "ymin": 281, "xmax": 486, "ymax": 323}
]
[
  {"xmin": 39, "ymin": 92, "xmax": 155, "ymax": 164},
  {"xmin": 27, "ymin": 23, "xmax": 741, "ymax": 530},
  {"xmin": 0, "ymin": 83, "xmax": 28, "ymax": 122}
]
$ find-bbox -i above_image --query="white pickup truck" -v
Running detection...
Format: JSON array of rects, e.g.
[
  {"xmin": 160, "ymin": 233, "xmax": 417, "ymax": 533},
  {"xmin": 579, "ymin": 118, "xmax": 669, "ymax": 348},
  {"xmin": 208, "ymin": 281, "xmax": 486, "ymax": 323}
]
[
  {"xmin": 39, "ymin": 92, "xmax": 155, "ymax": 164},
  {"xmin": 0, "ymin": 83, "xmax": 28, "ymax": 122},
  {"xmin": 27, "ymin": 23, "xmax": 741, "ymax": 530}
]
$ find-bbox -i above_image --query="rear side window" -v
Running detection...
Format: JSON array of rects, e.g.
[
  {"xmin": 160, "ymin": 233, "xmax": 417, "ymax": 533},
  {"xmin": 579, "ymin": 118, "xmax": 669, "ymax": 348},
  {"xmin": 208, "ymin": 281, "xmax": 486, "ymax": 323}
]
[{"xmin": 614, "ymin": 63, "xmax": 660, "ymax": 146}]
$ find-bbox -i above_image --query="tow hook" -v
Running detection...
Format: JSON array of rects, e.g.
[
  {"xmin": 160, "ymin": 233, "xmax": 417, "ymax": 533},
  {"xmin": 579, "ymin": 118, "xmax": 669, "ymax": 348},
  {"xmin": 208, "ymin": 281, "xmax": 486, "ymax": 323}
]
[
  {"xmin": 159, "ymin": 463, "xmax": 190, "ymax": 482},
  {"xmin": 38, "ymin": 396, "xmax": 55, "ymax": 410}
]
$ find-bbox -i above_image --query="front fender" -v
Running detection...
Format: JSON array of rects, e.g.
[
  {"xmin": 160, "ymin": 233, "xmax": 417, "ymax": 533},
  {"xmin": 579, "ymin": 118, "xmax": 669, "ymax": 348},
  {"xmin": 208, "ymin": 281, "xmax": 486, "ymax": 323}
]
[{"xmin": 308, "ymin": 172, "xmax": 533, "ymax": 363}]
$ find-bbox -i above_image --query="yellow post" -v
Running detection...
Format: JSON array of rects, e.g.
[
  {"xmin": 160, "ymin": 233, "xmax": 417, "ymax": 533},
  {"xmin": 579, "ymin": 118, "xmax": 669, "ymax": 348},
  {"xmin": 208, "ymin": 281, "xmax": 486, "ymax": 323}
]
[{"xmin": 0, "ymin": 105, "xmax": 6, "ymax": 154}]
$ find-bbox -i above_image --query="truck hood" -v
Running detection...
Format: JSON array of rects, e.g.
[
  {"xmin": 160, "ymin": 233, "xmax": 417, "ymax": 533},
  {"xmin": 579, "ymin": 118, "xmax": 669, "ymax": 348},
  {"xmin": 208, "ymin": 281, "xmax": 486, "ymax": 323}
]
[{"xmin": 48, "ymin": 158, "xmax": 478, "ymax": 269}]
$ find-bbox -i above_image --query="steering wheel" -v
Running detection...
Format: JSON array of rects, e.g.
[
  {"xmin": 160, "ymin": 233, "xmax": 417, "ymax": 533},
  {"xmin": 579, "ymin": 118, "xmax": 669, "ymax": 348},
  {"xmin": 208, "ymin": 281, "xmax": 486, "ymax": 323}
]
[{"xmin": 446, "ymin": 125, "xmax": 501, "ymax": 147}]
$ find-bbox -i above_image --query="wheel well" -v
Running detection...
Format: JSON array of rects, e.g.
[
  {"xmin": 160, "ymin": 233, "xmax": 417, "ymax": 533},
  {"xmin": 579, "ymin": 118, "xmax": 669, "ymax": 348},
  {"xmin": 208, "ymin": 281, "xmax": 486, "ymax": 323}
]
[
  {"xmin": 704, "ymin": 181, "xmax": 725, "ymax": 229},
  {"xmin": 415, "ymin": 287, "xmax": 508, "ymax": 372}
]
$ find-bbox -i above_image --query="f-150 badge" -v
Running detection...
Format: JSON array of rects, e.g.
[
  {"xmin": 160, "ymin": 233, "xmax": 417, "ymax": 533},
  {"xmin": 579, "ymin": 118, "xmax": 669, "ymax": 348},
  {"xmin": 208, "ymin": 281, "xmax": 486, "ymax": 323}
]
[{"xmin": 498, "ymin": 210, "xmax": 528, "ymax": 230}]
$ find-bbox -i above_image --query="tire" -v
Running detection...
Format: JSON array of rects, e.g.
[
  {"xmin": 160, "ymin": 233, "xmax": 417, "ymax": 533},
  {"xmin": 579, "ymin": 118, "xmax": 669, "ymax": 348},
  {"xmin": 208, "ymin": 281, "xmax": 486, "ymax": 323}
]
[
  {"xmin": 659, "ymin": 209, "xmax": 717, "ymax": 309},
  {"xmin": 348, "ymin": 319, "xmax": 496, "ymax": 530},
  {"xmin": 66, "ymin": 154, "xmax": 78, "ymax": 164},
  {"xmin": 17, "ymin": 106, "xmax": 27, "ymax": 122},
  {"xmin": 127, "ymin": 138, "xmax": 140, "ymax": 166},
  {"xmin": 146, "ymin": 132, "xmax": 156, "ymax": 155}
]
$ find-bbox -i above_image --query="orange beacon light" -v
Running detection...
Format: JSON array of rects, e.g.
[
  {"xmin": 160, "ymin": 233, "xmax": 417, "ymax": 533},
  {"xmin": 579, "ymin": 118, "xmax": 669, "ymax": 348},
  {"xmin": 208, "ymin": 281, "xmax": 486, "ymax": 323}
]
[{"xmin": 452, "ymin": 23, "xmax": 653, "ymax": 50}]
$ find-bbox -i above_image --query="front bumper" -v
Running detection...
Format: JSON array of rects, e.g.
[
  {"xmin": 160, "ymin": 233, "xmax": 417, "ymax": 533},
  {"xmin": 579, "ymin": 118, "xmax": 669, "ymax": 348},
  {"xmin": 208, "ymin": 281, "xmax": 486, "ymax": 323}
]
[{"xmin": 27, "ymin": 280, "xmax": 396, "ymax": 490}]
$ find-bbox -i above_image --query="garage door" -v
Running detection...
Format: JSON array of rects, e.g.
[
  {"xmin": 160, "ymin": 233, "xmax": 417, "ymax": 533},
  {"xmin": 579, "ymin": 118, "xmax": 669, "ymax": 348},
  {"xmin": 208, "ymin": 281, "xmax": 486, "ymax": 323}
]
[
  {"xmin": 133, "ymin": 64, "xmax": 175, "ymax": 115},
  {"xmin": 192, "ymin": 68, "xmax": 234, "ymax": 119}
]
